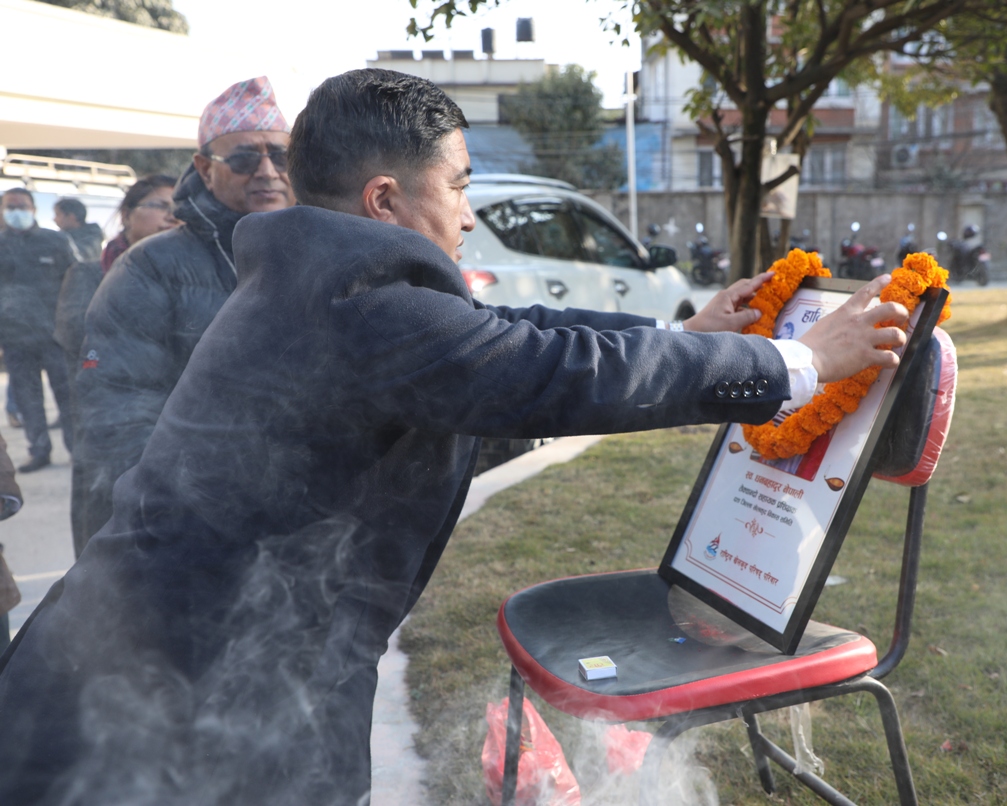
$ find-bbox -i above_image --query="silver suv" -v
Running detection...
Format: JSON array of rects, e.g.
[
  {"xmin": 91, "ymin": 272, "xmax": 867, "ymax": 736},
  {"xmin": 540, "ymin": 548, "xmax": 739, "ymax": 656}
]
[{"xmin": 461, "ymin": 174, "xmax": 695, "ymax": 322}]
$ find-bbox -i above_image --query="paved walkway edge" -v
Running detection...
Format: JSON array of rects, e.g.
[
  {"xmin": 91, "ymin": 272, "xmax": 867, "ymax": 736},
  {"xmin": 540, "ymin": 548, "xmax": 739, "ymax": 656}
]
[{"xmin": 370, "ymin": 434, "xmax": 605, "ymax": 805}]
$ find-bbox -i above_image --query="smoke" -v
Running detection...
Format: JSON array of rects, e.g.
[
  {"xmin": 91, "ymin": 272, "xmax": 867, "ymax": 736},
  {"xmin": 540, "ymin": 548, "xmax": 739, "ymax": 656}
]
[
  {"xmin": 37, "ymin": 519, "xmax": 378, "ymax": 806},
  {"xmin": 554, "ymin": 714, "xmax": 720, "ymax": 806}
]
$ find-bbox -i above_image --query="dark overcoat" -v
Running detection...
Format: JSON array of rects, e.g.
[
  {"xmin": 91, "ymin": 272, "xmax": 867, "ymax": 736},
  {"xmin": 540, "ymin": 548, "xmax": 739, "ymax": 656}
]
[{"xmin": 0, "ymin": 206, "xmax": 790, "ymax": 806}]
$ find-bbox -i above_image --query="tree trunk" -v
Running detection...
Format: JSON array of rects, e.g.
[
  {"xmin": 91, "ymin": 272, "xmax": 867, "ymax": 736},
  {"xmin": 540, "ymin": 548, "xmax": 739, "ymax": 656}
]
[
  {"xmin": 988, "ymin": 70, "xmax": 1007, "ymax": 147},
  {"xmin": 727, "ymin": 2, "xmax": 769, "ymax": 283}
]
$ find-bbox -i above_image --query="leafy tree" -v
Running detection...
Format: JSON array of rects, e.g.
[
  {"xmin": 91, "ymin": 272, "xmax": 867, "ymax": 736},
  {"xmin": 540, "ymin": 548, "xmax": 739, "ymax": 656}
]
[
  {"xmin": 501, "ymin": 65, "xmax": 626, "ymax": 190},
  {"xmin": 906, "ymin": 3, "xmax": 1007, "ymax": 146},
  {"xmin": 36, "ymin": 0, "xmax": 188, "ymax": 34},
  {"xmin": 409, "ymin": 0, "xmax": 985, "ymax": 280}
]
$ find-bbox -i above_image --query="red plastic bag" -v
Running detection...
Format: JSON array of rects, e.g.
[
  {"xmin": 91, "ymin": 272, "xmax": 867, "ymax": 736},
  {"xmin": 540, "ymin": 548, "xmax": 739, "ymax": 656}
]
[
  {"xmin": 603, "ymin": 724, "xmax": 653, "ymax": 775},
  {"xmin": 482, "ymin": 697, "xmax": 581, "ymax": 806}
]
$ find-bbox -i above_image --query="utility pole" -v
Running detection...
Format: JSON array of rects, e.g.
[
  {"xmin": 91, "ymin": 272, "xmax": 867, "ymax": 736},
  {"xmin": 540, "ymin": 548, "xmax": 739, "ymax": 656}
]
[{"xmin": 625, "ymin": 70, "xmax": 638, "ymax": 238}]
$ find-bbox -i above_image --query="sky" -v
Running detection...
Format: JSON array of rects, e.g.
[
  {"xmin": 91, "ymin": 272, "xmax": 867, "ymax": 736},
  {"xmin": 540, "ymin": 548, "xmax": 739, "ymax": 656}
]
[{"xmin": 170, "ymin": 0, "xmax": 641, "ymax": 112}]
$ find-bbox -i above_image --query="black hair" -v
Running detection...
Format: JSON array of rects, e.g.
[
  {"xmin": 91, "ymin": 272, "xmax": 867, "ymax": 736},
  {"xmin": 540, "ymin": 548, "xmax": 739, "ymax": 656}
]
[
  {"xmin": 54, "ymin": 197, "xmax": 88, "ymax": 224},
  {"xmin": 287, "ymin": 68, "xmax": 468, "ymax": 209},
  {"xmin": 119, "ymin": 174, "xmax": 178, "ymax": 217},
  {"xmin": 2, "ymin": 187, "xmax": 34, "ymax": 206}
]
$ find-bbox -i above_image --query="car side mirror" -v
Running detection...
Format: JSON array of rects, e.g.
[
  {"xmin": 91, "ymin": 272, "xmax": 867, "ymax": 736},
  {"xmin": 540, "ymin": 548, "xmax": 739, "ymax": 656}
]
[{"xmin": 648, "ymin": 244, "xmax": 677, "ymax": 268}]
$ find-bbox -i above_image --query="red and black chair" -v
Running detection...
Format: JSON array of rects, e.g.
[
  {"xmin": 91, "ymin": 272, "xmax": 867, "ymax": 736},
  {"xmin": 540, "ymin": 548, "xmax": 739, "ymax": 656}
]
[{"xmin": 496, "ymin": 327, "xmax": 957, "ymax": 806}]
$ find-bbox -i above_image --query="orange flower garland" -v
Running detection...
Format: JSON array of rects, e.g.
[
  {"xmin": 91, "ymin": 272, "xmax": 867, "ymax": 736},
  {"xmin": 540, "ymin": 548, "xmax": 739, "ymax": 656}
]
[{"xmin": 739, "ymin": 249, "xmax": 952, "ymax": 461}]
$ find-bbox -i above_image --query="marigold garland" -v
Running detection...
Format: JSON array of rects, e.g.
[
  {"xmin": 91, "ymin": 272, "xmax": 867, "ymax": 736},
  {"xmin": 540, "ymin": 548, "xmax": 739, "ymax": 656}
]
[{"xmin": 739, "ymin": 249, "xmax": 952, "ymax": 460}]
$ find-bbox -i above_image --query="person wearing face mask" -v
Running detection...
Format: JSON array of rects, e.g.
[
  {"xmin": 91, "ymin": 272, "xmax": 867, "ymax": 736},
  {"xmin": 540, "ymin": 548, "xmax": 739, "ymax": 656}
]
[
  {"xmin": 54, "ymin": 176, "xmax": 181, "ymax": 556},
  {"xmin": 0, "ymin": 189, "xmax": 76, "ymax": 472},
  {"xmin": 72, "ymin": 77, "xmax": 294, "ymax": 552}
]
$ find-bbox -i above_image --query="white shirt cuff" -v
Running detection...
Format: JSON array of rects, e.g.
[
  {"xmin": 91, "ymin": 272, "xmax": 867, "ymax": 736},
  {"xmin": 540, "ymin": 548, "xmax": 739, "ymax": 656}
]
[{"xmin": 769, "ymin": 339, "xmax": 818, "ymax": 408}]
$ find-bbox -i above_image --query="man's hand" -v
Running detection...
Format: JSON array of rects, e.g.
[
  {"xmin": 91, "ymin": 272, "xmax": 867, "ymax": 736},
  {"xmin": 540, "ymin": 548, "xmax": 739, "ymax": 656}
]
[
  {"xmin": 683, "ymin": 273, "xmax": 773, "ymax": 333},
  {"xmin": 798, "ymin": 274, "xmax": 909, "ymax": 384}
]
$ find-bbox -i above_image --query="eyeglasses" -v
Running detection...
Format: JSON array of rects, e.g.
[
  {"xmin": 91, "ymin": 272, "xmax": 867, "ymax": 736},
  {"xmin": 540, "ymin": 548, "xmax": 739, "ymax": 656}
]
[
  {"xmin": 208, "ymin": 150, "xmax": 289, "ymax": 175},
  {"xmin": 135, "ymin": 200, "xmax": 174, "ymax": 213}
]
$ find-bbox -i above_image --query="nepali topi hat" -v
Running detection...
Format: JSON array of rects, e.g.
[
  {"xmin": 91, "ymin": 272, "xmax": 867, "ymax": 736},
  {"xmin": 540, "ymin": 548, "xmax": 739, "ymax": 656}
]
[{"xmin": 198, "ymin": 76, "xmax": 290, "ymax": 147}]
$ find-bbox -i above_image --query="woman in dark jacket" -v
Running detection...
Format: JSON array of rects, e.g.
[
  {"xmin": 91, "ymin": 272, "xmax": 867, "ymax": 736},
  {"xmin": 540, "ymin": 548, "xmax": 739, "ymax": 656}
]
[{"xmin": 99, "ymin": 174, "xmax": 178, "ymax": 274}]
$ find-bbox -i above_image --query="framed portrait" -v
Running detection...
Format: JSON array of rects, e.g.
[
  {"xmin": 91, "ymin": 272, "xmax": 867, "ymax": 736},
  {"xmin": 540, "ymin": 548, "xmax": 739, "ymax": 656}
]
[{"xmin": 659, "ymin": 278, "xmax": 948, "ymax": 653}]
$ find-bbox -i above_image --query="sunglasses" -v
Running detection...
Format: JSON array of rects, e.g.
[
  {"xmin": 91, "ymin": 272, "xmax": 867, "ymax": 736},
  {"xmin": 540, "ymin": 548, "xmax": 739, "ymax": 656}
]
[
  {"xmin": 208, "ymin": 150, "xmax": 289, "ymax": 175},
  {"xmin": 136, "ymin": 200, "xmax": 174, "ymax": 213}
]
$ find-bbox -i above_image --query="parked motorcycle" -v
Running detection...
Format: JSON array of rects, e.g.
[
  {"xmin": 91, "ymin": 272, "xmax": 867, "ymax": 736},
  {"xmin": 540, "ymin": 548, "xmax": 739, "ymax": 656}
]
[
  {"xmin": 837, "ymin": 221, "xmax": 885, "ymax": 281},
  {"xmin": 788, "ymin": 228, "xmax": 819, "ymax": 254},
  {"xmin": 897, "ymin": 223, "xmax": 920, "ymax": 264},
  {"xmin": 937, "ymin": 225, "xmax": 990, "ymax": 286},
  {"xmin": 687, "ymin": 223, "xmax": 729, "ymax": 286}
]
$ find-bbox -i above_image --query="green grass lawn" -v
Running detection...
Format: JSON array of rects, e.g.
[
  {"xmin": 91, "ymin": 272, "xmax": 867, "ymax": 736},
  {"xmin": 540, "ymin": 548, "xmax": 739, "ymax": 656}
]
[{"xmin": 400, "ymin": 287, "xmax": 1007, "ymax": 805}]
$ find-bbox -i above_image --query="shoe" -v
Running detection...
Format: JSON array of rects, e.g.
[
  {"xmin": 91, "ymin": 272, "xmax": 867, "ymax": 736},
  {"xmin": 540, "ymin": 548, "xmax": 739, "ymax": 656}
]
[
  {"xmin": 17, "ymin": 455, "xmax": 51, "ymax": 473},
  {"xmin": 7, "ymin": 412, "xmax": 21, "ymax": 429}
]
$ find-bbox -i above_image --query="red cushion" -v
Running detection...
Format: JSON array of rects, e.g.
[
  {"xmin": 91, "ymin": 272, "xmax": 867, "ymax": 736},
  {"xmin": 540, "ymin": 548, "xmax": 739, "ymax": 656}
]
[{"xmin": 498, "ymin": 570, "xmax": 878, "ymax": 723}]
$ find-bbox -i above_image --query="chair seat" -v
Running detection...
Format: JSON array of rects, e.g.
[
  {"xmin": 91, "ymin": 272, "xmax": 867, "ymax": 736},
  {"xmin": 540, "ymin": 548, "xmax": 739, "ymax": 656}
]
[{"xmin": 498, "ymin": 569, "xmax": 877, "ymax": 723}]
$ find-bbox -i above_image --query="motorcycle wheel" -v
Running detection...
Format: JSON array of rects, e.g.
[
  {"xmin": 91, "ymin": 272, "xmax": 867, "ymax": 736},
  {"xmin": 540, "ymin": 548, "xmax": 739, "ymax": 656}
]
[
  {"xmin": 977, "ymin": 265, "xmax": 990, "ymax": 286},
  {"xmin": 691, "ymin": 266, "xmax": 711, "ymax": 286},
  {"xmin": 713, "ymin": 268, "xmax": 726, "ymax": 285}
]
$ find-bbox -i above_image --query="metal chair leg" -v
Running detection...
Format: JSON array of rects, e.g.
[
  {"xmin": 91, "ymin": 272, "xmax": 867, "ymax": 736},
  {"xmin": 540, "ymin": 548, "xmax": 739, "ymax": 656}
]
[
  {"xmin": 742, "ymin": 708, "xmax": 776, "ymax": 794},
  {"xmin": 501, "ymin": 666, "xmax": 525, "ymax": 806},
  {"xmin": 863, "ymin": 676, "xmax": 919, "ymax": 806}
]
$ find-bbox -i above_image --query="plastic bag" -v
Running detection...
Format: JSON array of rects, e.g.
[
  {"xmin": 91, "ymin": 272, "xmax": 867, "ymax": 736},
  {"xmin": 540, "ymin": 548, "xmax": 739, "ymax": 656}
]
[
  {"xmin": 603, "ymin": 724, "xmax": 653, "ymax": 775},
  {"xmin": 789, "ymin": 703, "xmax": 825, "ymax": 776},
  {"xmin": 482, "ymin": 697, "xmax": 581, "ymax": 806}
]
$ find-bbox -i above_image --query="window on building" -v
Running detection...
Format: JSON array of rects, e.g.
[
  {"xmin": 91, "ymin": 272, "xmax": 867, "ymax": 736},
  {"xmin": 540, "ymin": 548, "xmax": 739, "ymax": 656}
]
[
  {"xmin": 698, "ymin": 150, "xmax": 722, "ymax": 187},
  {"xmin": 888, "ymin": 106, "xmax": 916, "ymax": 140},
  {"xmin": 800, "ymin": 145, "xmax": 846, "ymax": 186},
  {"xmin": 929, "ymin": 104, "xmax": 953, "ymax": 146},
  {"xmin": 825, "ymin": 78, "xmax": 851, "ymax": 97},
  {"xmin": 972, "ymin": 103, "xmax": 1004, "ymax": 149}
]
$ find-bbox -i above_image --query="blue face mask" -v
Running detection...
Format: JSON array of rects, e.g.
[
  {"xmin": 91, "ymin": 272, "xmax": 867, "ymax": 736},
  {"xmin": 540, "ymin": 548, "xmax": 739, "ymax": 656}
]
[{"xmin": 3, "ymin": 209, "xmax": 34, "ymax": 230}]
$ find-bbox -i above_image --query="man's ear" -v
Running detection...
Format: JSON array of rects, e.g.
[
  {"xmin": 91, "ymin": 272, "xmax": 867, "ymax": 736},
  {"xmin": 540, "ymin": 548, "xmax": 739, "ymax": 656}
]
[
  {"xmin": 193, "ymin": 152, "xmax": 213, "ymax": 189},
  {"xmin": 360, "ymin": 175, "xmax": 402, "ymax": 224}
]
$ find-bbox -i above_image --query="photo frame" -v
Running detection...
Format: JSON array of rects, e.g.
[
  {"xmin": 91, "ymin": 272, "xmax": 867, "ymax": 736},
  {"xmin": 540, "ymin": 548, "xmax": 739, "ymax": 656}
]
[{"xmin": 659, "ymin": 278, "xmax": 948, "ymax": 654}]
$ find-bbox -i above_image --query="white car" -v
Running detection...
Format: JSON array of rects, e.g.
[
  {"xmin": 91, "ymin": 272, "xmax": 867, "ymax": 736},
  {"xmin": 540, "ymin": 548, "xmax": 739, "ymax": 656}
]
[
  {"xmin": 460, "ymin": 175, "xmax": 696, "ymax": 473},
  {"xmin": 460, "ymin": 174, "xmax": 696, "ymax": 322}
]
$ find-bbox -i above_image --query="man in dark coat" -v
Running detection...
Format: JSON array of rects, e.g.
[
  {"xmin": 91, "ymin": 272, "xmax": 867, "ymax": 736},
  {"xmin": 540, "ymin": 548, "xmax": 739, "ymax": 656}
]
[
  {"xmin": 0, "ymin": 70, "xmax": 908, "ymax": 806},
  {"xmin": 0, "ymin": 188, "xmax": 76, "ymax": 472},
  {"xmin": 54, "ymin": 198, "xmax": 103, "ymax": 263},
  {"xmin": 72, "ymin": 76, "xmax": 294, "ymax": 552}
]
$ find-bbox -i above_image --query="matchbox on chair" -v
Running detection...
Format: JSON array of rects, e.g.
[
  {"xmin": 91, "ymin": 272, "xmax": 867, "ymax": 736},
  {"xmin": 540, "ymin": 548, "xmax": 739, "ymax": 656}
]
[{"xmin": 496, "ymin": 318, "xmax": 956, "ymax": 806}]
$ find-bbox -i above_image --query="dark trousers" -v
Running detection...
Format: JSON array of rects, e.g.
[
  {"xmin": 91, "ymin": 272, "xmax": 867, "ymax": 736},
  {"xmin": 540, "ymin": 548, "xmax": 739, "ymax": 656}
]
[{"xmin": 2, "ymin": 340, "xmax": 73, "ymax": 458}]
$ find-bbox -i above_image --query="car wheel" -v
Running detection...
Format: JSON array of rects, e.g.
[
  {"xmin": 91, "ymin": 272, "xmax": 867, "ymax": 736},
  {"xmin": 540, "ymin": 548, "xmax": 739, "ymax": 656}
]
[{"xmin": 674, "ymin": 303, "xmax": 696, "ymax": 321}]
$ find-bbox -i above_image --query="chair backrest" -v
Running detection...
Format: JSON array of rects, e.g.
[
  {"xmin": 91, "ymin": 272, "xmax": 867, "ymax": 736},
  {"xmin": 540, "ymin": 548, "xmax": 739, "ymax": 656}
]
[{"xmin": 872, "ymin": 327, "xmax": 957, "ymax": 487}]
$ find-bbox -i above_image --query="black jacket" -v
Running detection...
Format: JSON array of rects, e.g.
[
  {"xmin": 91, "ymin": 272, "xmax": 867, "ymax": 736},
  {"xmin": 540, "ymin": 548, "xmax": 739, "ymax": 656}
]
[
  {"xmin": 72, "ymin": 166, "xmax": 244, "ymax": 541},
  {"xmin": 0, "ymin": 224, "xmax": 76, "ymax": 345},
  {"xmin": 65, "ymin": 222, "xmax": 104, "ymax": 262},
  {"xmin": 53, "ymin": 260, "xmax": 103, "ymax": 361},
  {"xmin": 0, "ymin": 206, "xmax": 789, "ymax": 805}
]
